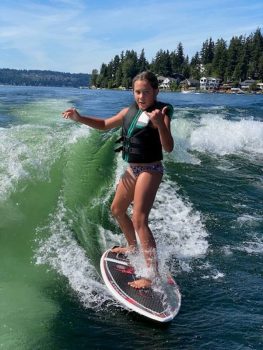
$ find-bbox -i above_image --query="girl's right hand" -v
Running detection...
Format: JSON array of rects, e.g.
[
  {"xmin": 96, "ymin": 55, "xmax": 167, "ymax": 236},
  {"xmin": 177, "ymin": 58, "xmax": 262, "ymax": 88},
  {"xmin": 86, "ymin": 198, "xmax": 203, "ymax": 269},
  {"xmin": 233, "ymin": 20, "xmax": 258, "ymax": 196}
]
[{"xmin": 62, "ymin": 108, "xmax": 80, "ymax": 122}]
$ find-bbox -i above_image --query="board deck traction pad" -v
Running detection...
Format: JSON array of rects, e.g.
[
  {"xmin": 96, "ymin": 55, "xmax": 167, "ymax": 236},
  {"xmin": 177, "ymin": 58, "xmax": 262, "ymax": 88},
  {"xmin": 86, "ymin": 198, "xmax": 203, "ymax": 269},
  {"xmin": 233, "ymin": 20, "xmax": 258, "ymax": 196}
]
[{"xmin": 100, "ymin": 249, "xmax": 181, "ymax": 322}]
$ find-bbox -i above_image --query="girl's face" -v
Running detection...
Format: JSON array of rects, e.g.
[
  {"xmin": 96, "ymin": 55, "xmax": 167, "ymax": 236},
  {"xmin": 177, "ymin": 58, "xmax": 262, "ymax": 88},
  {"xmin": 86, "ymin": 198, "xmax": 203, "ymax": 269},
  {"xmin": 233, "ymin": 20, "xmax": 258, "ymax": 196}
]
[{"xmin": 133, "ymin": 79, "xmax": 158, "ymax": 110}]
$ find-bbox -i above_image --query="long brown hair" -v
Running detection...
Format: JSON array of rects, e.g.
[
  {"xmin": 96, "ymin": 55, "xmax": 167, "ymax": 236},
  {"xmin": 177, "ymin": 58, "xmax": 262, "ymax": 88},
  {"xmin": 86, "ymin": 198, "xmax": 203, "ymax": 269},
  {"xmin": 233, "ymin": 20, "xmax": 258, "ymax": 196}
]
[{"xmin": 132, "ymin": 71, "xmax": 159, "ymax": 90}]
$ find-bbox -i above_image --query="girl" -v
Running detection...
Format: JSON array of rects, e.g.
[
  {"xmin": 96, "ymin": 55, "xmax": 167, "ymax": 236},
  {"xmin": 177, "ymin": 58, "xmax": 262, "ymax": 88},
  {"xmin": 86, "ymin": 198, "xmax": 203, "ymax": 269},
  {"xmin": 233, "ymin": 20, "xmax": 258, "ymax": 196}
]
[{"xmin": 62, "ymin": 71, "xmax": 174, "ymax": 289}]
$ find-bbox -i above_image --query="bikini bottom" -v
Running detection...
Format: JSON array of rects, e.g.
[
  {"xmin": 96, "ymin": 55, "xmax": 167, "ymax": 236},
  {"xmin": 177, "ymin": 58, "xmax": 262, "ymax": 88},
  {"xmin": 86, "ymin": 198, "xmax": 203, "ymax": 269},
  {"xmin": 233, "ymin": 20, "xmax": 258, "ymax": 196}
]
[{"xmin": 129, "ymin": 163, "xmax": 164, "ymax": 178}]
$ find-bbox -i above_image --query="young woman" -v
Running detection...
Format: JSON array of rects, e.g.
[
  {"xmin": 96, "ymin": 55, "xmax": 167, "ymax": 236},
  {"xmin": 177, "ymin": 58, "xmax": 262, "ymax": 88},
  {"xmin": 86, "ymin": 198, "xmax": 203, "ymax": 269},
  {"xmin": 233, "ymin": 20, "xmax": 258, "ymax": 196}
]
[{"xmin": 62, "ymin": 71, "xmax": 174, "ymax": 289}]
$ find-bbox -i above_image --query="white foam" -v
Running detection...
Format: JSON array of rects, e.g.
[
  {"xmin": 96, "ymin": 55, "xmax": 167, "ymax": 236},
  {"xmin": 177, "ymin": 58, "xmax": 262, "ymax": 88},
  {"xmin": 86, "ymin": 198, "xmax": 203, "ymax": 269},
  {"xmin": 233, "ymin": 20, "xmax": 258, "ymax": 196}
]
[
  {"xmin": 170, "ymin": 119, "xmax": 201, "ymax": 164},
  {"xmin": 67, "ymin": 124, "xmax": 91, "ymax": 144},
  {"xmin": 201, "ymin": 271, "xmax": 225, "ymax": 280},
  {"xmin": 235, "ymin": 235, "xmax": 263, "ymax": 255},
  {"xmin": 150, "ymin": 179, "xmax": 209, "ymax": 271},
  {"xmin": 236, "ymin": 214, "xmax": 263, "ymax": 227},
  {"xmin": 0, "ymin": 120, "xmax": 91, "ymax": 201},
  {"xmin": 0, "ymin": 128, "xmax": 29, "ymax": 199},
  {"xmin": 190, "ymin": 115, "xmax": 263, "ymax": 156},
  {"xmin": 0, "ymin": 124, "xmax": 68, "ymax": 200},
  {"xmin": 35, "ymin": 198, "xmax": 118, "ymax": 310}
]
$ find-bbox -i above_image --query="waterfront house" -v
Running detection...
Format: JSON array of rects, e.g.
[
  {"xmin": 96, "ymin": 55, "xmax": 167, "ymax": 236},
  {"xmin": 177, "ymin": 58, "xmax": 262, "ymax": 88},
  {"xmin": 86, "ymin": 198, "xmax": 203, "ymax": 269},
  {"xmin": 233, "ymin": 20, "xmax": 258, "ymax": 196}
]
[
  {"xmin": 240, "ymin": 80, "xmax": 256, "ymax": 90},
  {"xmin": 200, "ymin": 77, "xmax": 221, "ymax": 90},
  {"xmin": 180, "ymin": 78, "xmax": 200, "ymax": 91},
  {"xmin": 159, "ymin": 77, "xmax": 177, "ymax": 89},
  {"xmin": 157, "ymin": 75, "xmax": 166, "ymax": 85}
]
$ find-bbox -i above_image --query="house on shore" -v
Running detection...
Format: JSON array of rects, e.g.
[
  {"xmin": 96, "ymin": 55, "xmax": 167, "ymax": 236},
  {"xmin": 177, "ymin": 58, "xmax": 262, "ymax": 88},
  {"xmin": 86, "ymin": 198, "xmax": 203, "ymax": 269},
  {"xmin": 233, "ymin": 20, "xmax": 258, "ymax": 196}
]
[
  {"xmin": 200, "ymin": 76, "xmax": 221, "ymax": 90},
  {"xmin": 180, "ymin": 78, "xmax": 200, "ymax": 91},
  {"xmin": 240, "ymin": 80, "xmax": 256, "ymax": 90},
  {"xmin": 157, "ymin": 76, "xmax": 167, "ymax": 85},
  {"xmin": 159, "ymin": 77, "xmax": 177, "ymax": 90}
]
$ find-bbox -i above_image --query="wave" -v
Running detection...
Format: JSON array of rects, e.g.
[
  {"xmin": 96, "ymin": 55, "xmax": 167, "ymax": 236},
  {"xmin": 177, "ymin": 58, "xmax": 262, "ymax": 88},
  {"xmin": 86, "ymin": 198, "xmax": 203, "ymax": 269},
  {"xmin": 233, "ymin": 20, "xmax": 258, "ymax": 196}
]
[
  {"xmin": 190, "ymin": 115, "xmax": 263, "ymax": 156},
  {"xmin": 170, "ymin": 111, "xmax": 263, "ymax": 164},
  {"xmin": 0, "ymin": 97, "xmax": 82, "ymax": 201}
]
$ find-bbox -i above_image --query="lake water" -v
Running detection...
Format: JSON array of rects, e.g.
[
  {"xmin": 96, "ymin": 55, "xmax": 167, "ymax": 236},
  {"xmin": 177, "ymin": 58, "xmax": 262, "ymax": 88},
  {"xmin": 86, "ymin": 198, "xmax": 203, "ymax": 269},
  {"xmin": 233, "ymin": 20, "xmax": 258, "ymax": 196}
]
[{"xmin": 0, "ymin": 86, "xmax": 262, "ymax": 349}]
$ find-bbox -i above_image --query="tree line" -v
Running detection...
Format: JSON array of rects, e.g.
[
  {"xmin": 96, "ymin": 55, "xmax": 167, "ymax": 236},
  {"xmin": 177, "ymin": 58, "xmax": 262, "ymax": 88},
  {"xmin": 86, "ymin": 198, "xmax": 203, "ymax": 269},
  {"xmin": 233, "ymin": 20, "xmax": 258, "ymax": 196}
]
[
  {"xmin": 0, "ymin": 68, "xmax": 90, "ymax": 87},
  {"xmin": 91, "ymin": 28, "xmax": 263, "ymax": 89}
]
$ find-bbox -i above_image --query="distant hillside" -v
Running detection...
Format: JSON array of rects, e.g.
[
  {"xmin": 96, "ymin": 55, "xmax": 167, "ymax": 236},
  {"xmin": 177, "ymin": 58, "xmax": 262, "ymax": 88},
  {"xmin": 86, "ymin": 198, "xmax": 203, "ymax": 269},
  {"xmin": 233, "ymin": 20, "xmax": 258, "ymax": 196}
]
[{"xmin": 0, "ymin": 68, "xmax": 90, "ymax": 87}]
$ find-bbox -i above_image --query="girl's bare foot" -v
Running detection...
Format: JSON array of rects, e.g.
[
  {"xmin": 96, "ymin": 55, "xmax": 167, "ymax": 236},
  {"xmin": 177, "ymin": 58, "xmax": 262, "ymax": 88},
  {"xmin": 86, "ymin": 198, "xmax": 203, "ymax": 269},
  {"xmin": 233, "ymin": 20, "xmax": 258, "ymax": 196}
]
[{"xmin": 128, "ymin": 278, "xmax": 152, "ymax": 289}]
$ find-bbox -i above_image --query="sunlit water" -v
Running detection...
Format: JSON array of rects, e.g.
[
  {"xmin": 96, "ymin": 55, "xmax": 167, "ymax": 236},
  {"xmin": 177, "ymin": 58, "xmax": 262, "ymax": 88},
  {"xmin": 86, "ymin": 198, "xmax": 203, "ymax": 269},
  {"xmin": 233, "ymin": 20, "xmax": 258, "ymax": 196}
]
[{"xmin": 0, "ymin": 86, "xmax": 262, "ymax": 349}]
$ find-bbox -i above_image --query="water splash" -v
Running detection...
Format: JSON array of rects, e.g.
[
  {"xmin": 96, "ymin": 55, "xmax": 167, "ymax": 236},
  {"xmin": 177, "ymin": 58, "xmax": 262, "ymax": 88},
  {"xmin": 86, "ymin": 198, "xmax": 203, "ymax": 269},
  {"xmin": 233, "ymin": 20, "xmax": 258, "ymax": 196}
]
[
  {"xmin": 35, "ymin": 198, "xmax": 118, "ymax": 311},
  {"xmin": 190, "ymin": 115, "xmax": 263, "ymax": 156},
  {"xmin": 151, "ymin": 179, "xmax": 209, "ymax": 271}
]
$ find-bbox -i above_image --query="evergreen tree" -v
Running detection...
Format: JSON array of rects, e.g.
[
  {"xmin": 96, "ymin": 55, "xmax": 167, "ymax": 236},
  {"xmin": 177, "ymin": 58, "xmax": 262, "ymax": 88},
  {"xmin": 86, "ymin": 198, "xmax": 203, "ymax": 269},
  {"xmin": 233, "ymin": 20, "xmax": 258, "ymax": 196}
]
[
  {"xmin": 212, "ymin": 38, "xmax": 228, "ymax": 79},
  {"xmin": 258, "ymin": 54, "xmax": 263, "ymax": 80},
  {"xmin": 170, "ymin": 50, "xmax": 180, "ymax": 74},
  {"xmin": 97, "ymin": 63, "xmax": 108, "ymax": 88},
  {"xmin": 170, "ymin": 43, "xmax": 185, "ymax": 74},
  {"xmin": 138, "ymin": 49, "xmax": 149, "ymax": 72},
  {"xmin": 247, "ymin": 28, "xmax": 263, "ymax": 79},
  {"xmin": 121, "ymin": 50, "xmax": 139, "ymax": 88},
  {"xmin": 151, "ymin": 50, "xmax": 171, "ymax": 76},
  {"xmin": 90, "ymin": 69, "xmax": 98, "ymax": 86},
  {"xmin": 181, "ymin": 56, "xmax": 190, "ymax": 78},
  {"xmin": 176, "ymin": 42, "xmax": 185, "ymax": 67},
  {"xmin": 190, "ymin": 52, "xmax": 201, "ymax": 80},
  {"xmin": 111, "ymin": 55, "xmax": 121, "ymax": 87},
  {"xmin": 234, "ymin": 38, "xmax": 250, "ymax": 81},
  {"xmin": 200, "ymin": 38, "xmax": 214, "ymax": 64},
  {"xmin": 115, "ymin": 66, "xmax": 123, "ymax": 87},
  {"xmin": 225, "ymin": 36, "xmax": 243, "ymax": 81}
]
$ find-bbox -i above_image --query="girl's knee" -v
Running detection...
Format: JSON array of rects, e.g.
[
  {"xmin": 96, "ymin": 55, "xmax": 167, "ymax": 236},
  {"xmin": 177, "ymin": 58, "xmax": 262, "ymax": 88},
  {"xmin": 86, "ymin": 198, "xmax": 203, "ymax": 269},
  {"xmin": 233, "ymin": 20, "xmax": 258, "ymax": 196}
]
[
  {"xmin": 132, "ymin": 213, "xmax": 147, "ymax": 232},
  {"xmin": 111, "ymin": 203, "xmax": 124, "ymax": 219}
]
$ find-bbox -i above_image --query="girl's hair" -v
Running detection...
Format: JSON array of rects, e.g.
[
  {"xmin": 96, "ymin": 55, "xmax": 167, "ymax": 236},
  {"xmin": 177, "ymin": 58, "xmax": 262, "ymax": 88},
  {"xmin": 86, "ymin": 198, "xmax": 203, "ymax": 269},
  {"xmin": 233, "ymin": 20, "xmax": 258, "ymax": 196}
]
[{"xmin": 132, "ymin": 71, "xmax": 159, "ymax": 90}]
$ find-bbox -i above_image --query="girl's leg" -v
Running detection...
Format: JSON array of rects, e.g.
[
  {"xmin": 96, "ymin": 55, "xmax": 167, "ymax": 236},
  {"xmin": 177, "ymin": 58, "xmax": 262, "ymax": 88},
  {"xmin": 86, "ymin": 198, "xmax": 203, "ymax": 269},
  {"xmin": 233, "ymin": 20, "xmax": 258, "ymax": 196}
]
[
  {"xmin": 129, "ymin": 171, "xmax": 162, "ymax": 289},
  {"xmin": 110, "ymin": 168, "xmax": 137, "ymax": 253}
]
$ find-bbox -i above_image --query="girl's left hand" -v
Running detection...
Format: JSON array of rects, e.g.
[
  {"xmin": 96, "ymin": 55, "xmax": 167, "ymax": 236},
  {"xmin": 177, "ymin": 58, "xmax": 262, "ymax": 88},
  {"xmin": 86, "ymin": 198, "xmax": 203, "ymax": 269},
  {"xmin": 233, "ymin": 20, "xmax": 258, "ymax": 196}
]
[{"xmin": 148, "ymin": 106, "xmax": 168, "ymax": 128}]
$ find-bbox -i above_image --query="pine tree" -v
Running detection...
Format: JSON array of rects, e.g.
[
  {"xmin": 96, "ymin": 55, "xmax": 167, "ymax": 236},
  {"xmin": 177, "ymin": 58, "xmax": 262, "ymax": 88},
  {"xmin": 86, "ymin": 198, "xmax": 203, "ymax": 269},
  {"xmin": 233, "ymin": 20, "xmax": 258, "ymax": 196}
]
[
  {"xmin": 121, "ymin": 50, "xmax": 139, "ymax": 88},
  {"xmin": 190, "ymin": 52, "xmax": 201, "ymax": 80},
  {"xmin": 90, "ymin": 69, "xmax": 99, "ymax": 87},
  {"xmin": 200, "ymin": 38, "xmax": 214, "ymax": 64},
  {"xmin": 225, "ymin": 36, "xmax": 243, "ymax": 81},
  {"xmin": 234, "ymin": 37, "xmax": 250, "ymax": 81},
  {"xmin": 151, "ymin": 49, "xmax": 172, "ymax": 76},
  {"xmin": 176, "ymin": 42, "xmax": 185, "ymax": 67},
  {"xmin": 97, "ymin": 63, "xmax": 108, "ymax": 88},
  {"xmin": 138, "ymin": 49, "xmax": 149, "ymax": 72},
  {"xmin": 212, "ymin": 39, "xmax": 227, "ymax": 79},
  {"xmin": 247, "ymin": 28, "xmax": 263, "ymax": 79}
]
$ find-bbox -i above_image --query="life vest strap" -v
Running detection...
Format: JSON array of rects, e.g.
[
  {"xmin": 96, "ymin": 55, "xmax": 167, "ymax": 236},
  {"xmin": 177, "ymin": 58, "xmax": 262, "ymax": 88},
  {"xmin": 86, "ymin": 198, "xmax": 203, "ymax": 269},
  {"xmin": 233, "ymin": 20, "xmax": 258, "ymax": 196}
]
[
  {"xmin": 114, "ymin": 145, "xmax": 123, "ymax": 153},
  {"xmin": 115, "ymin": 136, "xmax": 123, "ymax": 144}
]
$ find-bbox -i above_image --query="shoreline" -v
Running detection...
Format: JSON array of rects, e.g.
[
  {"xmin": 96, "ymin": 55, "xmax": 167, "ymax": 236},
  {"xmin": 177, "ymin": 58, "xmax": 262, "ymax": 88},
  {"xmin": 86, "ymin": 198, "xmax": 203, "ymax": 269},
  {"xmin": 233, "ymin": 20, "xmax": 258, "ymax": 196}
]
[{"xmin": 0, "ymin": 84, "xmax": 262, "ymax": 95}]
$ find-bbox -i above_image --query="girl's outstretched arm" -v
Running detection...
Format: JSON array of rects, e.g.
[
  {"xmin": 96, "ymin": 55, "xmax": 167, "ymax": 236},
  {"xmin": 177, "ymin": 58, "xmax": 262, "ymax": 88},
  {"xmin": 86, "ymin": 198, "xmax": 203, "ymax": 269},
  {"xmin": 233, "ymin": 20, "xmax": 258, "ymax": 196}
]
[{"xmin": 62, "ymin": 107, "xmax": 128, "ymax": 130}]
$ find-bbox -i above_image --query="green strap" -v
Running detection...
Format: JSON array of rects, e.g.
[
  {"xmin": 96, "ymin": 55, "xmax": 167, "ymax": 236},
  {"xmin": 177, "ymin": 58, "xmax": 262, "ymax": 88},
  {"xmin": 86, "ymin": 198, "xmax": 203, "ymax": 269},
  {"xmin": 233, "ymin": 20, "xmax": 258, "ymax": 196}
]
[
  {"xmin": 124, "ymin": 109, "xmax": 142, "ymax": 161},
  {"xmin": 127, "ymin": 109, "xmax": 142, "ymax": 137}
]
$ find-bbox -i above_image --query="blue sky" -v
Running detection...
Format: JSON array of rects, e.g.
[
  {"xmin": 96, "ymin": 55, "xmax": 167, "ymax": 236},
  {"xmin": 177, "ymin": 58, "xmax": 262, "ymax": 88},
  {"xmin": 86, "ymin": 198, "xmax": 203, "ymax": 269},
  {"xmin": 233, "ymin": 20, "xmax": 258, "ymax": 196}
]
[{"xmin": 0, "ymin": 0, "xmax": 262, "ymax": 73}]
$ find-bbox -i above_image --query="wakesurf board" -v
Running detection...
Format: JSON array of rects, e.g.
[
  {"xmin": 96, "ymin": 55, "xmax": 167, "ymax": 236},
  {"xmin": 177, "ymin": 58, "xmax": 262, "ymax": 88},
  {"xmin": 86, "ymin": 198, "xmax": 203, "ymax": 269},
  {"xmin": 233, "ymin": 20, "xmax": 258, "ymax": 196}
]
[{"xmin": 100, "ymin": 248, "xmax": 181, "ymax": 323}]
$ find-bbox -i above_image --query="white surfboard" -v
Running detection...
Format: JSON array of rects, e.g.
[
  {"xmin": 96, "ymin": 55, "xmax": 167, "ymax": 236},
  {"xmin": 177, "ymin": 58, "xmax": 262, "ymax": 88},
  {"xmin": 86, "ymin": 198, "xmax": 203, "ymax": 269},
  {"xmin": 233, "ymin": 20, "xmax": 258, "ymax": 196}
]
[{"xmin": 100, "ymin": 248, "xmax": 181, "ymax": 323}]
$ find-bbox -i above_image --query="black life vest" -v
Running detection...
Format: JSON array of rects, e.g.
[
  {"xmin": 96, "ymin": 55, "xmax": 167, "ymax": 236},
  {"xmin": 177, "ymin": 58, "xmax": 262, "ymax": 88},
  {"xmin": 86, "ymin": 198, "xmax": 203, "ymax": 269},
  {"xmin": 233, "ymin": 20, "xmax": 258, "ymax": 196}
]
[{"xmin": 115, "ymin": 101, "xmax": 173, "ymax": 163}]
